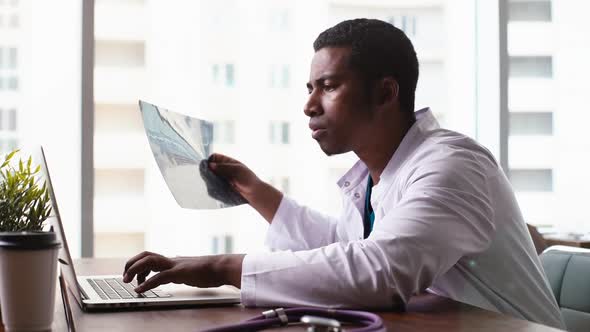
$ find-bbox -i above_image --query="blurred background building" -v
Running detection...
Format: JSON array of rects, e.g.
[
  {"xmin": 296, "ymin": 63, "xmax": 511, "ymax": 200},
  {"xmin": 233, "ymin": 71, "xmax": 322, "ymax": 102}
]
[{"xmin": 2, "ymin": 0, "xmax": 589, "ymax": 258}]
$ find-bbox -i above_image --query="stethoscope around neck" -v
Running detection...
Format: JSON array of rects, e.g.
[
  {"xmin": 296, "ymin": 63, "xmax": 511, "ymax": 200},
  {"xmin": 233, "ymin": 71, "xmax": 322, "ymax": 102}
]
[{"xmin": 200, "ymin": 307, "xmax": 386, "ymax": 332}]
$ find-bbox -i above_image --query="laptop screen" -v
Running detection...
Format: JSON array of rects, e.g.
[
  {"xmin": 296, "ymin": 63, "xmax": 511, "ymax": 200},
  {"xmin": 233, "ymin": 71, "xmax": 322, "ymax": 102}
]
[{"xmin": 38, "ymin": 147, "xmax": 85, "ymax": 306}]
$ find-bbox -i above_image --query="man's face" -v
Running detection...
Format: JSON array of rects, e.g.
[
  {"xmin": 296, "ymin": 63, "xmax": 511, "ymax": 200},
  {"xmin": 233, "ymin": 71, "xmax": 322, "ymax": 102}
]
[{"xmin": 305, "ymin": 47, "xmax": 374, "ymax": 156}]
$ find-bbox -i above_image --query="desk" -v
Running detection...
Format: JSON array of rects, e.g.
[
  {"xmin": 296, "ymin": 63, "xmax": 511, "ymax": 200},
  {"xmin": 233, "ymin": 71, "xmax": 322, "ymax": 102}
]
[
  {"xmin": 14, "ymin": 258, "xmax": 563, "ymax": 332},
  {"xmin": 543, "ymin": 234, "xmax": 590, "ymax": 249}
]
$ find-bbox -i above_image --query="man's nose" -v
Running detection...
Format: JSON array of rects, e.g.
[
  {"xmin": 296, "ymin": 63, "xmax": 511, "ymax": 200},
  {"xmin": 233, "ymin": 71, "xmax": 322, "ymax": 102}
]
[{"xmin": 304, "ymin": 90, "xmax": 322, "ymax": 117}]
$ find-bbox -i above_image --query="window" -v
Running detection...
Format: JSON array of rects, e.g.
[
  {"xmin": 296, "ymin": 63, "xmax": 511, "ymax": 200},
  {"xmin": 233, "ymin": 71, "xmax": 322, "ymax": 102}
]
[
  {"xmin": 225, "ymin": 64, "xmax": 235, "ymax": 87},
  {"xmin": 0, "ymin": 138, "xmax": 17, "ymax": 154},
  {"xmin": 8, "ymin": 13, "xmax": 16, "ymax": 27},
  {"xmin": 509, "ymin": 112, "xmax": 552, "ymax": 136},
  {"xmin": 509, "ymin": 169, "xmax": 553, "ymax": 192},
  {"xmin": 509, "ymin": 56, "xmax": 552, "ymax": 78},
  {"xmin": 269, "ymin": 64, "xmax": 290, "ymax": 88},
  {"xmin": 92, "ymin": 1, "xmax": 498, "ymax": 258},
  {"xmin": 269, "ymin": 121, "xmax": 290, "ymax": 144},
  {"xmin": 6, "ymin": 75, "xmax": 16, "ymax": 90},
  {"xmin": 211, "ymin": 63, "xmax": 236, "ymax": 87},
  {"xmin": 508, "ymin": 0, "xmax": 551, "ymax": 22},
  {"xmin": 7, "ymin": 108, "xmax": 15, "ymax": 130},
  {"xmin": 505, "ymin": 1, "xmax": 590, "ymax": 231},
  {"xmin": 211, "ymin": 64, "xmax": 219, "ymax": 84},
  {"xmin": 211, "ymin": 235, "xmax": 233, "ymax": 254},
  {"xmin": 269, "ymin": 176, "xmax": 290, "ymax": 195},
  {"xmin": 269, "ymin": 8, "xmax": 290, "ymax": 31},
  {"xmin": 385, "ymin": 15, "xmax": 417, "ymax": 37},
  {"xmin": 0, "ymin": 107, "xmax": 17, "ymax": 131},
  {"xmin": 212, "ymin": 120, "xmax": 235, "ymax": 144},
  {"xmin": 7, "ymin": 47, "xmax": 15, "ymax": 68},
  {"xmin": 95, "ymin": 41, "xmax": 145, "ymax": 67}
]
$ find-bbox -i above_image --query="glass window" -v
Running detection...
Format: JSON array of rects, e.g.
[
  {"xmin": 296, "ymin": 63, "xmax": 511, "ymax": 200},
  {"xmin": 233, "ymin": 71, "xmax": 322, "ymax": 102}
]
[
  {"xmin": 213, "ymin": 120, "xmax": 235, "ymax": 144},
  {"xmin": 93, "ymin": 1, "xmax": 497, "ymax": 257},
  {"xmin": 281, "ymin": 65, "xmax": 290, "ymax": 88},
  {"xmin": 509, "ymin": 56, "xmax": 552, "ymax": 78},
  {"xmin": 211, "ymin": 64, "xmax": 219, "ymax": 83},
  {"xmin": 509, "ymin": 112, "xmax": 552, "ymax": 135},
  {"xmin": 509, "ymin": 169, "xmax": 553, "ymax": 192},
  {"xmin": 7, "ymin": 75, "xmax": 16, "ymax": 90},
  {"xmin": 506, "ymin": 1, "xmax": 590, "ymax": 233},
  {"xmin": 8, "ymin": 107, "xmax": 16, "ymax": 130},
  {"xmin": 281, "ymin": 122, "xmax": 289, "ymax": 144},
  {"xmin": 9, "ymin": 13, "xmax": 17, "ymax": 27},
  {"xmin": 225, "ymin": 63, "xmax": 234, "ymax": 87},
  {"xmin": 508, "ymin": 0, "xmax": 551, "ymax": 22},
  {"xmin": 269, "ymin": 121, "xmax": 289, "ymax": 144},
  {"xmin": 0, "ymin": 1, "xmax": 85, "ymax": 256},
  {"xmin": 95, "ymin": 41, "xmax": 144, "ymax": 67}
]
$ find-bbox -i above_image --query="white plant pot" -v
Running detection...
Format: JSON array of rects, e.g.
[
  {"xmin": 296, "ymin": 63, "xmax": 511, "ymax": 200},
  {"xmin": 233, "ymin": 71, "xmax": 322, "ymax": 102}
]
[{"xmin": 0, "ymin": 232, "xmax": 60, "ymax": 332}]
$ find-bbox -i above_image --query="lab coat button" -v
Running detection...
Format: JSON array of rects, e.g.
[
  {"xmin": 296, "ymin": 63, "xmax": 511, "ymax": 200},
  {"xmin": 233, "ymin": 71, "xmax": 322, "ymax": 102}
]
[
  {"xmin": 344, "ymin": 181, "xmax": 350, "ymax": 187},
  {"xmin": 354, "ymin": 192, "xmax": 360, "ymax": 199}
]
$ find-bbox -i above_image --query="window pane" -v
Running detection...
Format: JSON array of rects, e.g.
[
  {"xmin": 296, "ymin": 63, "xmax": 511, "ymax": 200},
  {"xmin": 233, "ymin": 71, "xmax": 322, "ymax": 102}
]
[
  {"xmin": 509, "ymin": 169, "xmax": 553, "ymax": 192},
  {"xmin": 94, "ymin": 1, "xmax": 496, "ymax": 257},
  {"xmin": 8, "ymin": 107, "xmax": 16, "ymax": 130},
  {"xmin": 0, "ymin": 1, "xmax": 83, "ymax": 256},
  {"xmin": 509, "ymin": 56, "xmax": 552, "ymax": 78},
  {"xmin": 95, "ymin": 40, "xmax": 145, "ymax": 67},
  {"xmin": 509, "ymin": 112, "xmax": 552, "ymax": 135},
  {"xmin": 8, "ymin": 47, "xmax": 16, "ymax": 68},
  {"xmin": 507, "ymin": 1, "xmax": 590, "ymax": 233},
  {"xmin": 508, "ymin": 1, "xmax": 551, "ymax": 22}
]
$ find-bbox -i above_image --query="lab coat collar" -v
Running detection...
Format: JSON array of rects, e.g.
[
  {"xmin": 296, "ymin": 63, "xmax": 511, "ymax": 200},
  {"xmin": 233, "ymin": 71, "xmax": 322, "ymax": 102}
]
[{"xmin": 337, "ymin": 107, "xmax": 439, "ymax": 200}]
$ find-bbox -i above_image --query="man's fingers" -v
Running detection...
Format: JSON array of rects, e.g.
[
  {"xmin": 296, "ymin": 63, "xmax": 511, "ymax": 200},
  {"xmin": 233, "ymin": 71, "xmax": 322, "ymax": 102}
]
[
  {"xmin": 124, "ymin": 255, "xmax": 170, "ymax": 283},
  {"xmin": 135, "ymin": 271, "xmax": 174, "ymax": 293},
  {"xmin": 124, "ymin": 251, "xmax": 154, "ymax": 275},
  {"xmin": 209, "ymin": 162, "xmax": 244, "ymax": 178},
  {"xmin": 137, "ymin": 270, "xmax": 150, "ymax": 285},
  {"xmin": 208, "ymin": 153, "xmax": 239, "ymax": 164}
]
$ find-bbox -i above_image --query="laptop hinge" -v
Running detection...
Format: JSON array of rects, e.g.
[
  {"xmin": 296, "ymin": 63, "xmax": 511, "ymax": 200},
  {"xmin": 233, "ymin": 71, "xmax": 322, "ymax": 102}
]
[{"xmin": 78, "ymin": 282, "xmax": 89, "ymax": 300}]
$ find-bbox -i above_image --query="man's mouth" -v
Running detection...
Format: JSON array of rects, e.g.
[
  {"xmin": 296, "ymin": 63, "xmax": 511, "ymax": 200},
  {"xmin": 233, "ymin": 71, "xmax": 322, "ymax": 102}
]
[{"xmin": 312, "ymin": 128, "xmax": 327, "ymax": 140}]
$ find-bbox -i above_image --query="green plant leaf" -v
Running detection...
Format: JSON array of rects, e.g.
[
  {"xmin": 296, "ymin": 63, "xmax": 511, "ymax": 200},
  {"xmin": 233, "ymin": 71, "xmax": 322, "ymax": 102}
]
[{"xmin": 0, "ymin": 150, "xmax": 52, "ymax": 232}]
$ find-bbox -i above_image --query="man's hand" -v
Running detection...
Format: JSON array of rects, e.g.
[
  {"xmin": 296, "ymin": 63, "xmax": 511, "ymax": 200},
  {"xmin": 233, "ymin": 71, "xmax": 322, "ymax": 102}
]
[
  {"xmin": 207, "ymin": 153, "xmax": 267, "ymax": 200},
  {"xmin": 122, "ymin": 251, "xmax": 245, "ymax": 293},
  {"xmin": 208, "ymin": 153, "xmax": 283, "ymax": 223}
]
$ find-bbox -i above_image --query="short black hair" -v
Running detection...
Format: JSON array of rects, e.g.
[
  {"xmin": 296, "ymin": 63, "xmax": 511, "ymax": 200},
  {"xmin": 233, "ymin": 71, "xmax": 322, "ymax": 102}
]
[{"xmin": 313, "ymin": 18, "xmax": 419, "ymax": 114}]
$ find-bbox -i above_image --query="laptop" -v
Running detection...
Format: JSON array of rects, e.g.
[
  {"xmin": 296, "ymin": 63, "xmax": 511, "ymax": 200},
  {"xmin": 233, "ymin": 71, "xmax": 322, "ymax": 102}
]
[{"xmin": 38, "ymin": 146, "xmax": 241, "ymax": 311}]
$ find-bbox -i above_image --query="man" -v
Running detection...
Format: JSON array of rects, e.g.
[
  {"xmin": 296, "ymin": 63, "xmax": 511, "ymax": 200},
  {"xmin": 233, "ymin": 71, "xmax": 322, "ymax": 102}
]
[{"xmin": 123, "ymin": 19, "xmax": 565, "ymax": 329}]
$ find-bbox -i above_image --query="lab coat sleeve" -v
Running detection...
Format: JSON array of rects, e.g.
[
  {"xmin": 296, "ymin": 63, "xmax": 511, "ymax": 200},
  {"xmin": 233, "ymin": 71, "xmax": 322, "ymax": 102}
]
[
  {"xmin": 264, "ymin": 195, "xmax": 340, "ymax": 251},
  {"xmin": 240, "ymin": 152, "xmax": 496, "ymax": 308}
]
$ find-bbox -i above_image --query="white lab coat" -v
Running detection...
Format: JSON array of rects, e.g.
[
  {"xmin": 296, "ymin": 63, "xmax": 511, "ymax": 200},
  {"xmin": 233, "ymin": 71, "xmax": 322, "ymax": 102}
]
[{"xmin": 240, "ymin": 108, "xmax": 566, "ymax": 329}]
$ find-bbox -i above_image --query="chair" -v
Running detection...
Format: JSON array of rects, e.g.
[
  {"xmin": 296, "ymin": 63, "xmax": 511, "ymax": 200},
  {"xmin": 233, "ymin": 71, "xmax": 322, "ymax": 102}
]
[
  {"xmin": 527, "ymin": 223, "xmax": 548, "ymax": 254},
  {"xmin": 540, "ymin": 246, "xmax": 590, "ymax": 332}
]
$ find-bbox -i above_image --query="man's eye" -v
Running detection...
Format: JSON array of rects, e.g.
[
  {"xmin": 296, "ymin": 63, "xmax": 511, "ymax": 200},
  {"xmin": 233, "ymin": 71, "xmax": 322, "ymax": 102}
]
[{"xmin": 323, "ymin": 85, "xmax": 335, "ymax": 92}]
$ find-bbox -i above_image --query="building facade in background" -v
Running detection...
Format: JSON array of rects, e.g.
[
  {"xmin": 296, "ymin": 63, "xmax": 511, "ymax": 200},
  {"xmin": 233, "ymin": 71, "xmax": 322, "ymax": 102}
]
[{"xmin": 2, "ymin": 0, "xmax": 588, "ymax": 258}]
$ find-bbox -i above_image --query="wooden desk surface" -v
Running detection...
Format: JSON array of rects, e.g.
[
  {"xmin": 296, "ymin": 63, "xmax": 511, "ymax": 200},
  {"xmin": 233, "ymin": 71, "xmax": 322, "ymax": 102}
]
[
  {"xmin": 19, "ymin": 258, "xmax": 564, "ymax": 331},
  {"xmin": 543, "ymin": 234, "xmax": 590, "ymax": 249}
]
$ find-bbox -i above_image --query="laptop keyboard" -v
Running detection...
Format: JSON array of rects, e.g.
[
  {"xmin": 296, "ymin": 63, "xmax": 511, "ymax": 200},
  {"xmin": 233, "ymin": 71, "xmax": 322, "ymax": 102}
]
[{"xmin": 87, "ymin": 278, "xmax": 171, "ymax": 300}]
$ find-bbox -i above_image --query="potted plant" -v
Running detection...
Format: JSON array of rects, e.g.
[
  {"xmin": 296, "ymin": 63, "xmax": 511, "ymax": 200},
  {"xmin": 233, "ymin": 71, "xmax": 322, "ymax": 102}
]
[
  {"xmin": 0, "ymin": 149, "xmax": 52, "ymax": 232},
  {"xmin": 0, "ymin": 149, "xmax": 61, "ymax": 331}
]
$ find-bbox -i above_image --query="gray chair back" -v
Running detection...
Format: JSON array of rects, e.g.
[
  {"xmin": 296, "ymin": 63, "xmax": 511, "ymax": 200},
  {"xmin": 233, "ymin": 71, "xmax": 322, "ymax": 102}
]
[{"xmin": 540, "ymin": 246, "xmax": 590, "ymax": 332}]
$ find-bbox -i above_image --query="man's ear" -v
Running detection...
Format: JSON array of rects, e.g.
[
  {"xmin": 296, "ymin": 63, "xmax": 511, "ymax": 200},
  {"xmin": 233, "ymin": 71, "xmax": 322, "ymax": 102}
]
[{"xmin": 376, "ymin": 77, "xmax": 399, "ymax": 106}]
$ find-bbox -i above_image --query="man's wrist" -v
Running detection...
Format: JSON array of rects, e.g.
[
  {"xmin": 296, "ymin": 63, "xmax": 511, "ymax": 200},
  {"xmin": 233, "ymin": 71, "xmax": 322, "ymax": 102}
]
[{"xmin": 214, "ymin": 254, "xmax": 245, "ymax": 288}]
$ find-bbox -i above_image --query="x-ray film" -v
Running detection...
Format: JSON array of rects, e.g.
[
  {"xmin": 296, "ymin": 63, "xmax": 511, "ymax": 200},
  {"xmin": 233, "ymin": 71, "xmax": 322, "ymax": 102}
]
[{"xmin": 138, "ymin": 100, "xmax": 247, "ymax": 209}]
